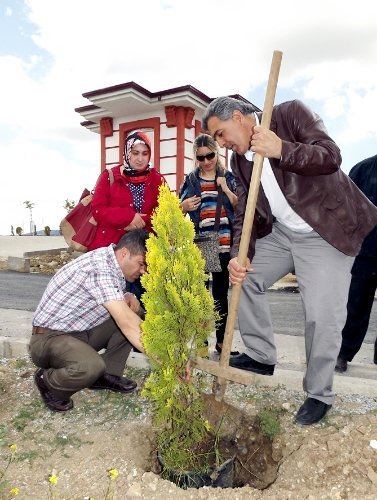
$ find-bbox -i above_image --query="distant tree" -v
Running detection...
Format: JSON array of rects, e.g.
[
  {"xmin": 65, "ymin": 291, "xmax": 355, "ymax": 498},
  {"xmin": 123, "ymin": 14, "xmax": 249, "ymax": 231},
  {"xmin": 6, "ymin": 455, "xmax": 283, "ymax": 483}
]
[
  {"xmin": 16, "ymin": 226, "xmax": 23, "ymax": 236},
  {"xmin": 44, "ymin": 226, "xmax": 51, "ymax": 236},
  {"xmin": 11, "ymin": 225, "xmax": 14, "ymax": 236},
  {"xmin": 64, "ymin": 199, "xmax": 76, "ymax": 213},
  {"xmin": 23, "ymin": 201, "xmax": 35, "ymax": 221}
]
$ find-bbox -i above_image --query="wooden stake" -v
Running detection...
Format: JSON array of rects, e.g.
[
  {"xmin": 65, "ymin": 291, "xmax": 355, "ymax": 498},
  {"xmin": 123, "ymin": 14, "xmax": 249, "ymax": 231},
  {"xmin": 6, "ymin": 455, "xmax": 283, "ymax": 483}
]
[
  {"xmin": 194, "ymin": 356, "xmax": 262, "ymax": 386},
  {"xmin": 213, "ymin": 50, "xmax": 283, "ymax": 400}
]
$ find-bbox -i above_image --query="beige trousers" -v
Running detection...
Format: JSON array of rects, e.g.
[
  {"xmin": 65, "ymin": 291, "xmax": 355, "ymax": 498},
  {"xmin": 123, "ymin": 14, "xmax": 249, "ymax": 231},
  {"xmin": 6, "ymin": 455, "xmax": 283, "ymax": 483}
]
[{"xmin": 237, "ymin": 222, "xmax": 354, "ymax": 404}]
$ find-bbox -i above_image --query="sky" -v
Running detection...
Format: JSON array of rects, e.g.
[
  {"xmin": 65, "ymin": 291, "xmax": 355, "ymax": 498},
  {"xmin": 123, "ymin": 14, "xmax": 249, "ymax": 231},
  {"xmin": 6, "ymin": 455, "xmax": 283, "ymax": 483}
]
[{"xmin": 0, "ymin": 0, "xmax": 376, "ymax": 235}]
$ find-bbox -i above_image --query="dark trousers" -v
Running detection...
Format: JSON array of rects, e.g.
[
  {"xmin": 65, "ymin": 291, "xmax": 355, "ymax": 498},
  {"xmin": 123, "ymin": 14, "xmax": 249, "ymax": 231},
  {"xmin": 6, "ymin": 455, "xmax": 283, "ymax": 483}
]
[
  {"xmin": 339, "ymin": 256, "xmax": 377, "ymax": 361},
  {"xmin": 206, "ymin": 253, "xmax": 230, "ymax": 344},
  {"xmin": 126, "ymin": 278, "xmax": 144, "ymax": 306},
  {"xmin": 29, "ymin": 317, "xmax": 132, "ymax": 400}
]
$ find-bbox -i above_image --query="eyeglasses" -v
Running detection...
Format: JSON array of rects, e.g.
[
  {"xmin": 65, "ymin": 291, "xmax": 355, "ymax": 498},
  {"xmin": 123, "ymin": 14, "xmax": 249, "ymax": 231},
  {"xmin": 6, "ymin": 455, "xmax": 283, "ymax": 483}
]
[{"xmin": 196, "ymin": 152, "xmax": 216, "ymax": 162}]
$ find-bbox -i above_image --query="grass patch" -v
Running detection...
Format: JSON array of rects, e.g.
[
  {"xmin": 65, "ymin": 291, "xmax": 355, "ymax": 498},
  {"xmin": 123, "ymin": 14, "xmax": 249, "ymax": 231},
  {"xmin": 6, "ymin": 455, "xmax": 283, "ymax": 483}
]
[
  {"xmin": 125, "ymin": 366, "xmax": 151, "ymax": 381},
  {"xmin": 73, "ymin": 391, "xmax": 150, "ymax": 423},
  {"xmin": 12, "ymin": 408, "xmax": 36, "ymax": 431},
  {"xmin": 258, "ymin": 407, "xmax": 281, "ymax": 439},
  {"xmin": 0, "ymin": 426, "xmax": 8, "ymax": 448},
  {"xmin": 73, "ymin": 368, "xmax": 152, "ymax": 424},
  {"xmin": 94, "ymin": 392, "xmax": 150, "ymax": 425},
  {"xmin": 12, "ymin": 358, "xmax": 29, "ymax": 369},
  {"xmin": 11, "ymin": 400, "xmax": 43, "ymax": 431},
  {"xmin": 52, "ymin": 432, "xmax": 93, "ymax": 451},
  {"xmin": 15, "ymin": 449, "xmax": 44, "ymax": 463}
]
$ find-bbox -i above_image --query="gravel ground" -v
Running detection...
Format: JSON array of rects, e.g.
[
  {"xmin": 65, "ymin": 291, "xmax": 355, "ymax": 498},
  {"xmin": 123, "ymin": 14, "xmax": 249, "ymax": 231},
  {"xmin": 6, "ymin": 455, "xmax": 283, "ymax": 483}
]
[{"xmin": 0, "ymin": 356, "xmax": 376, "ymax": 499}]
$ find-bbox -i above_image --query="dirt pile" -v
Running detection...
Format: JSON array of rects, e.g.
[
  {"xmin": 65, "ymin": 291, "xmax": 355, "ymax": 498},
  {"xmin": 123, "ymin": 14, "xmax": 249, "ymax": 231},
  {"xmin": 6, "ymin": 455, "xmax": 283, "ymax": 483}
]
[{"xmin": 29, "ymin": 252, "xmax": 78, "ymax": 274}]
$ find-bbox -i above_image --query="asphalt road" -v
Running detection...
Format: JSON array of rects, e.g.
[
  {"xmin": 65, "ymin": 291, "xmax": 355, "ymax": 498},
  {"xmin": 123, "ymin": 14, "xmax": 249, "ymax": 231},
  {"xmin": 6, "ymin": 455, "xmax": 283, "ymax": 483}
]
[
  {"xmin": 268, "ymin": 289, "xmax": 376, "ymax": 344},
  {"xmin": 0, "ymin": 271, "xmax": 51, "ymax": 311},
  {"xmin": 0, "ymin": 271, "xmax": 375, "ymax": 344}
]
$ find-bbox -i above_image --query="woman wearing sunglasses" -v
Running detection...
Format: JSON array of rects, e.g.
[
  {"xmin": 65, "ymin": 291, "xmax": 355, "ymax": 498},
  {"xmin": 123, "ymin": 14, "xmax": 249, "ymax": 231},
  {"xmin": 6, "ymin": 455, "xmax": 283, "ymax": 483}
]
[{"xmin": 179, "ymin": 133, "xmax": 239, "ymax": 355}]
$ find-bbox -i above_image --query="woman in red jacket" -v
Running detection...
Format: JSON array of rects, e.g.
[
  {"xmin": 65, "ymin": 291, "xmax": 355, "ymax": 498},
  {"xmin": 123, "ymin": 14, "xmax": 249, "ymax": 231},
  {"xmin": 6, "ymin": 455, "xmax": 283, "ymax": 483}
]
[{"xmin": 88, "ymin": 130, "xmax": 165, "ymax": 251}]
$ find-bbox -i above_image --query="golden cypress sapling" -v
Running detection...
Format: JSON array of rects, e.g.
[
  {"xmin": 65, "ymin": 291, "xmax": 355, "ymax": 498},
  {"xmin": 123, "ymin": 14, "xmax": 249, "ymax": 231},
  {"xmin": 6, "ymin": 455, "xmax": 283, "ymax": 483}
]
[{"xmin": 141, "ymin": 184, "xmax": 219, "ymax": 475}]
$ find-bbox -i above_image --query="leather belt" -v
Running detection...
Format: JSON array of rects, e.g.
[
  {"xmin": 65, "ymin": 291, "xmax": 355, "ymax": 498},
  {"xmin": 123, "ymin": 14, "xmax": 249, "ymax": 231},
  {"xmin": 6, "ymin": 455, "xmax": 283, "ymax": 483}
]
[{"xmin": 32, "ymin": 326, "xmax": 54, "ymax": 335}]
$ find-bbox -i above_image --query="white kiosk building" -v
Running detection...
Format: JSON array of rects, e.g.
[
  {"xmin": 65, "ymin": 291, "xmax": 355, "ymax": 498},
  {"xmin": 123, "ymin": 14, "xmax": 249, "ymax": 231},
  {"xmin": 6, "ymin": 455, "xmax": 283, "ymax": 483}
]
[{"xmin": 75, "ymin": 82, "xmax": 257, "ymax": 191}]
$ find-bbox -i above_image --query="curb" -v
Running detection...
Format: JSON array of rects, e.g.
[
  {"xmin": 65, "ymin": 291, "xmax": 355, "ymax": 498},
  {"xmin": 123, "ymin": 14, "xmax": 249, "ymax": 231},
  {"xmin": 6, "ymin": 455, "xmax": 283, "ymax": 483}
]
[
  {"xmin": 0, "ymin": 336, "xmax": 30, "ymax": 358},
  {"xmin": 23, "ymin": 248, "xmax": 70, "ymax": 258},
  {"xmin": 0, "ymin": 334, "xmax": 151, "ymax": 370},
  {"xmin": 7, "ymin": 248, "xmax": 72, "ymax": 273},
  {"xmin": 1, "ymin": 335, "xmax": 375, "ymax": 398}
]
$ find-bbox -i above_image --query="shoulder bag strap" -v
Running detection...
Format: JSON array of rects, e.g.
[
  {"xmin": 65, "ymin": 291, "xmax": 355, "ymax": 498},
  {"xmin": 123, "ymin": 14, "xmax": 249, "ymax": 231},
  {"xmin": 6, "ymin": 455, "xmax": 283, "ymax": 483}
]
[
  {"xmin": 91, "ymin": 168, "xmax": 115, "ymax": 195},
  {"xmin": 213, "ymin": 186, "xmax": 224, "ymax": 232}
]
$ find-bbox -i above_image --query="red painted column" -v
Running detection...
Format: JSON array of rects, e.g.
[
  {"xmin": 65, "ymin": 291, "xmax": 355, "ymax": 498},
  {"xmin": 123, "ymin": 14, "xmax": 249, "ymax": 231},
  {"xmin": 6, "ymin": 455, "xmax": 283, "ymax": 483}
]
[
  {"xmin": 194, "ymin": 119, "xmax": 202, "ymax": 138},
  {"xmin": 100, "ymin": 117, "xmax": 113, "ymax": 172}
]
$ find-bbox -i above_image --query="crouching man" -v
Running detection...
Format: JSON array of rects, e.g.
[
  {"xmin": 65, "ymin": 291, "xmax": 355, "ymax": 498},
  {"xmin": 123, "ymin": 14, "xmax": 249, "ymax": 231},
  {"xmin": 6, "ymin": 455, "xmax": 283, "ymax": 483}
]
[{"xmin": 29, "ymin": 229, "xmax": 148, "ymax": 412}]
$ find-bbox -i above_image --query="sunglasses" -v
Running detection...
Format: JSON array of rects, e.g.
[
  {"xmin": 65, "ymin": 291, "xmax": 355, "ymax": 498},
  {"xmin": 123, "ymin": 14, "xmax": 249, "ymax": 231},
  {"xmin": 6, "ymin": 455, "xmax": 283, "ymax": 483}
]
[{"xmin": 196, "ymin": 151, "xmax": 216, "ymax": 162}]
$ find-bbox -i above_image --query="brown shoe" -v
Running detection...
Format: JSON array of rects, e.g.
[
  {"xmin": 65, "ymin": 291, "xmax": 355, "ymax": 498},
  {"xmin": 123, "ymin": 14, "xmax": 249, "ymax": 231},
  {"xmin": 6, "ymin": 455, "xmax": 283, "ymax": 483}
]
[
  {"xmin": 89, "ymin": 373, "xmax": 137, "ymax": 394},
  {"xmin": 34, "ymin": 369, "xmax": 74, "ymax": 412}
]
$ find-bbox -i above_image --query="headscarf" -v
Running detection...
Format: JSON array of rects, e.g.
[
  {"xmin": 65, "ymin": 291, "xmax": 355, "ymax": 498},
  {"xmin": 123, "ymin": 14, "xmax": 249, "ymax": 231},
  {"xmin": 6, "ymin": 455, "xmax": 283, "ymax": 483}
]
[{"xmin": 123, "ymin": 130, "xmax": 151, "ymax": 184}]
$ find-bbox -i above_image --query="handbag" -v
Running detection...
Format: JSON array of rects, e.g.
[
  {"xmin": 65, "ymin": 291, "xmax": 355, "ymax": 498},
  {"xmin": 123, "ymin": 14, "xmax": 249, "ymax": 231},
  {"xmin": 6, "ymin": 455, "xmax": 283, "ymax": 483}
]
[
  {"xmin": 193, "ymin": 186, "xmax": 224, "ymax": 273},
  {"xmin": 60, "ymin": 169, "xmax": 114, "ymax": 252}
]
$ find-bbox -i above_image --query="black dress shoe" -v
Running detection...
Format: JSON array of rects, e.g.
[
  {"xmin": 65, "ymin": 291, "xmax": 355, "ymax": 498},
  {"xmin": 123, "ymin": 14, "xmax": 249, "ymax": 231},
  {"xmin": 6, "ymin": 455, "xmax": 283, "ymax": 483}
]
[
  {"xmin": 335, "ymin": 356, "xmax": 348, "ymax": 373},
  {"xmin": 215, "ymin": 343, "xmax": 240, "ymax": 356},
  {"xmin": 374, "ymin": 339, "xmax": 377, "ymax": 364},
  {"xmin": 295, "ymin": 397, "xmax": 331, "ymax": 425},
  {"xmin": 89, "ymin": 373, "xmax": 137, "ymax": 394},
  {"xmin": 229, "ymin": 353, "xmax": 274, "ymax": 375},
  {"xmin": 34, "ymin": 369, "xmax": 74, "ymax": 412}
]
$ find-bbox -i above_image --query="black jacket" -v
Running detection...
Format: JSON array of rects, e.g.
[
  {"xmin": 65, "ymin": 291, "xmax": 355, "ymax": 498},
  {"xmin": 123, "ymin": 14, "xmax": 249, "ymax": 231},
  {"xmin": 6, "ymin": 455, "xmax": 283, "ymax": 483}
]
[{"xmin": 348, "ymin": 154, "xmax": 377, "ymax": 259}]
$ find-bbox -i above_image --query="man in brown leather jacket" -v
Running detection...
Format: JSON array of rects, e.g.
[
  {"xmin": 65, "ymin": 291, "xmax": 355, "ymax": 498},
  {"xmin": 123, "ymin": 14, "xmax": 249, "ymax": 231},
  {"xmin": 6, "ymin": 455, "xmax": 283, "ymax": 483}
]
[{"xmin": 203, "ymin": 97, "xmax": 377, "ymax": 425}]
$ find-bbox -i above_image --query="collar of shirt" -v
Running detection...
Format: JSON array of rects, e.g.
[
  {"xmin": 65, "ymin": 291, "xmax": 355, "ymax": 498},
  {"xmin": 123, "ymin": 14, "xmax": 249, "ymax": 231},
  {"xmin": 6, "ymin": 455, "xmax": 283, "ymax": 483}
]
[
  {"xmin": 109, "ymin": 243, "xmax": 126, "ymax": 285},
  {"xmin": 244, "ymin": 113, "xmax": 258, "ymax": 161}
]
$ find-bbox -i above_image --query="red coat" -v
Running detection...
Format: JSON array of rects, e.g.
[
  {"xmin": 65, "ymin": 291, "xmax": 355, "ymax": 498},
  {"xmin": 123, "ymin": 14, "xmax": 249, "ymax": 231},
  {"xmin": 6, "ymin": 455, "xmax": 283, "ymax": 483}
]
[{"xmin": 88, "ymin": 165, "xmax": 165, "ymax": 250}]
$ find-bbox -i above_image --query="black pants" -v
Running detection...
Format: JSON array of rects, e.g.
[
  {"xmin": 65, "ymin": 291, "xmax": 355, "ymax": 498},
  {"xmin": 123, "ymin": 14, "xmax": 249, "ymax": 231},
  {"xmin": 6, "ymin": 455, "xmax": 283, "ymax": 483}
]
[
  {"xmin": 206, "ymin": 253, "xmax": 230, "ymax": 345},
  {"xmin": 339, "ymin": 256, "xmax": 377, "ymax": 362}
]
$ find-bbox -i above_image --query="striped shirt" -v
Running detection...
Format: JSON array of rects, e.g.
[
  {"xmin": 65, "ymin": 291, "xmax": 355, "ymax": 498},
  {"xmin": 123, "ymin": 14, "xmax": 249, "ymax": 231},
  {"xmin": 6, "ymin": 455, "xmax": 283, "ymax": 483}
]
[
  {"xmin": 33, "ymin": 244, "xmax": 126, "ymax": 332},
  {"xmin": 198, "ymin": 178, "xmax": 231, "ymax": 253}
]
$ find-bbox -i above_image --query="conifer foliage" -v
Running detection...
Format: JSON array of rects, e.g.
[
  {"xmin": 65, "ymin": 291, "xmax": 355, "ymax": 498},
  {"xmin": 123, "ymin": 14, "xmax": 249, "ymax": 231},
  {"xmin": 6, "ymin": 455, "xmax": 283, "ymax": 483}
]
[{"xmin": 141, "ymin": 184, "xmax": 218, "ymax": 474}]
